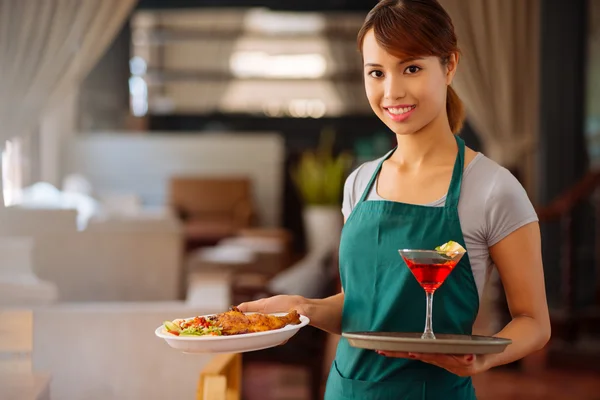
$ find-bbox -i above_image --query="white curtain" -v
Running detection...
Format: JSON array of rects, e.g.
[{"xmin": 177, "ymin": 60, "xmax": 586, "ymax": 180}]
[
  {"xmin": 0, "ymin": 0, "xmax": 137, "ymax": 203},
  {"xmin": 441, "ymin": 0, "xmax": 540, "ymax": 194}
]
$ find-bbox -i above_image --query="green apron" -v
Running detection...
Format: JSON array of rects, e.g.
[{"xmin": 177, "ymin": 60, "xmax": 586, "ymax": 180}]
[{"xmin": 325, "ymin": 136, "xmax": 479, "ymax": 400}]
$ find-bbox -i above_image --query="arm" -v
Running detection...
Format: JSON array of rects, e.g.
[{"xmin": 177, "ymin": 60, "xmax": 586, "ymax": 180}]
[
  {"xmin": 478, "ymin": 221, "xmax": 551, "ymax": 370},
  {"xmin": 301, "ymin": 291, "xmax": 344, "ymax": 335},
  {"xmin": 236, "ymin": 291, "xmax": 345, "ymax": 335}
]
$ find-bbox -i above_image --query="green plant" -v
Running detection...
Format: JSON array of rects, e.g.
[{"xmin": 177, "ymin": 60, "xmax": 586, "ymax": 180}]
[{"xmin": 291, "ymin": 128, "xmax": 353, "ymax": 206}]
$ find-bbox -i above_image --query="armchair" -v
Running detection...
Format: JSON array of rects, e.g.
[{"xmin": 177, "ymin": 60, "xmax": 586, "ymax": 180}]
[{"xmin": 168, "ymin": 177, "xmax": 256, "ymax": 250}]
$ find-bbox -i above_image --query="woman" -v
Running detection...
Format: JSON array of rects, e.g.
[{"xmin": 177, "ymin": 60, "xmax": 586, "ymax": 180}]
[{"xmin": 239, "ymin": 0, "xmax": 551, "ymax": 398}]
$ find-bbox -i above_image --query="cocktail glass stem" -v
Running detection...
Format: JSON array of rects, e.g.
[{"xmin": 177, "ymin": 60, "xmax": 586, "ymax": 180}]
[{"xmin": 423, "ymin": 291, "xmax": 435, "ymax": 339}]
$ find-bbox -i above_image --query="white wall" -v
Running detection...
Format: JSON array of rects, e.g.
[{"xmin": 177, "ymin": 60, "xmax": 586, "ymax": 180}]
[{"xmin": 63, "ymin": 132, "xmax": 285, "ymax": 227}]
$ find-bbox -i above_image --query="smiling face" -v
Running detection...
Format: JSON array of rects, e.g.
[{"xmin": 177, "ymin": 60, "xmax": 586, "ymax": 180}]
[{"xmin": 362, "ymin": 29, "xmax": 458, "ymax": 136}]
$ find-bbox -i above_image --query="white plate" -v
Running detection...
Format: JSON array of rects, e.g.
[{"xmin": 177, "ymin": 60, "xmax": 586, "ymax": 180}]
[
  {"xmin": 343, "ymin": 332, "xmax": 512, "ymax": 355},
  {"xmin": 155, "ymin": 313, "xmax": 310, "ymax": 354}
]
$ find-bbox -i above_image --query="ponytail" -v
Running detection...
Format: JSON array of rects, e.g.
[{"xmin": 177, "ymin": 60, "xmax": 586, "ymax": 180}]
[{"xmin": 446, "ymin": 86, "xmax": 465, "ymax": 134}]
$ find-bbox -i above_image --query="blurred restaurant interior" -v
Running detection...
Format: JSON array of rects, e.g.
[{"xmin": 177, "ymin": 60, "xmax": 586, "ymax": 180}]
[{"xmin": 1, "ymin": 0, "xmax": 600, "ymax": 399}]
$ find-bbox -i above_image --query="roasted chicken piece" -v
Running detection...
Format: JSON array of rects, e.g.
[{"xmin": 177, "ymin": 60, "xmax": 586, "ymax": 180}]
[{"xmin": 206, "ymin": 306, "xmax": 301, "ymax": 335}]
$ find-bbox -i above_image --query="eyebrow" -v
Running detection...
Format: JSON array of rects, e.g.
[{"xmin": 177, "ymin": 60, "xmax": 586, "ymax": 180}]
[{"xmin": 364, "ymin": 57, "xmax": 424, "ymax": 67}]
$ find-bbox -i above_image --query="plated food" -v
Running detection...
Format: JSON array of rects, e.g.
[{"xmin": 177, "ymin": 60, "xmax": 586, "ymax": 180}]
[
  {"xmin": 156, "ymin": 307, "xmax": 309, "ymax": 354},
  {"xmin": 162, "ymin": 306, "xmax": 302, "ymax": 337}
]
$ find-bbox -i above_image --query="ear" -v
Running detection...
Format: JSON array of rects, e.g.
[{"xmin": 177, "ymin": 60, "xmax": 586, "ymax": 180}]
[{"xmin": 446, "ymin": 52, "xmax": 459, "ymax": 85}]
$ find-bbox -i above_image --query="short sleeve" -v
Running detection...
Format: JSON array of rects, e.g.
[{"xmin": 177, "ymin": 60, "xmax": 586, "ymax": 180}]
[
  {"xmin": 342, "ymin": 167, "xmax": 361, "ymax": 221},
  {"xmin": 485, "ymin": 167, "xmax": 539, "ymax": 247}
]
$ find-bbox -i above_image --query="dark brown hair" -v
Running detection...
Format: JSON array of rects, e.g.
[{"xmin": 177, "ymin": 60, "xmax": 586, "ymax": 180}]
[{"xmin": 357, "ymin": 0, "xmax": 465, "ymax": 133}]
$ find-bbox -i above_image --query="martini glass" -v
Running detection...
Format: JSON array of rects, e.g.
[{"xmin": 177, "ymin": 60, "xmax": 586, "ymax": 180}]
[{"xmin": 398, "ymin": 249, "xmax": 466, "ymax": 339}]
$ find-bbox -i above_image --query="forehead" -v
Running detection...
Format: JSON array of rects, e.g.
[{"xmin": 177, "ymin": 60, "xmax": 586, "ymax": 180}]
[
  {"xmin": 362, "ymin": 29, "xmax": 413, "ymax": 64},
  {"xmin": 362, "ymin": 30, "xmax": 390, "ymax": 58}
]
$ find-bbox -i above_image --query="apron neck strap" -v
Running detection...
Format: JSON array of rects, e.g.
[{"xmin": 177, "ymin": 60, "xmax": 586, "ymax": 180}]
[
  {"xmin": 358, "ymin": 148, "xmax": 394, "ymax": 204},
  {"xmin": 446, "ymin": 135, "xmax": 465, "ymax": 208},
  {"xmin": 357, "ymin": 136, "xmax": 465, "ymax": 206}
]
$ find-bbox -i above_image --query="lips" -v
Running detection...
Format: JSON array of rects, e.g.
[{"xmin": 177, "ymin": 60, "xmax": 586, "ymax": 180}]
[{"xmin": 384, "ymin": 105, "xmax": 416, "ymax": 122}]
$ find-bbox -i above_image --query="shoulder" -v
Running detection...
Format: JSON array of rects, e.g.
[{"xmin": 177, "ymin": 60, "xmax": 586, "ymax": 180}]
[
  {"xmin": 462, "ymin": 152, "xmax": 515, "ymax": 191},
  {"xmin": 462, "ymin": 152, "xmax": 538, "ymax": 246},
  {"xmin": 341, "ymin": 152, "xmax": 390, "ymax": 219},
  {"xmin": 462, "ymin": 152, "xmax": 533, "ymax": 209},
  {"xmin": 465, "ymin": 153, "xmax": 530, "ymax": 203},
  {"xmin": 344, "ymin": 156, "xmax": 383, "ymax": 192}
]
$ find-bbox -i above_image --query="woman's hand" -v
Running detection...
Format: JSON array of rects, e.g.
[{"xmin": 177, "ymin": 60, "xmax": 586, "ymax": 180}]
[
  {"xmin": 238, "ymin": 292, "xmax": 345, "ymax": 335},
  {"xmin": 375, "ymin": 351, "xmax": 486, "ymax": 377},
  {"xmin": 237, "ymin": 295, "xmax": 309, "ymax": 316},
  {"xmin": 237, "ymin": 295, "xmax": 309, "ymax": 346}
]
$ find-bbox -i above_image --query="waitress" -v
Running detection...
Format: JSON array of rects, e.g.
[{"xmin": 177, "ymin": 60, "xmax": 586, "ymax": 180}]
[{"xmin": 239, "ymin": 0, "xmax": 550, "ymax": 398}]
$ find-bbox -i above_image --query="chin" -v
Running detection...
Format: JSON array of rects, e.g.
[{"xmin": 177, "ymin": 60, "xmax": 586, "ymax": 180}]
[
  {"xmin": 392, "ymin": 118, "xmax": 436, "ymax": 137},
  {"xmin": 386, "ymin": 122, "xmax": 421, "ymax": 136},
  {"xmin": 393, "ymin": 128, "xmax": 418, "ymax": 136}
]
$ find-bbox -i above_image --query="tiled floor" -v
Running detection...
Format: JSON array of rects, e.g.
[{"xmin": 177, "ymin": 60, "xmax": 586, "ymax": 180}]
[{"xmin": 243, "ymin": 363, "xmax": 600, "ymax": 400}]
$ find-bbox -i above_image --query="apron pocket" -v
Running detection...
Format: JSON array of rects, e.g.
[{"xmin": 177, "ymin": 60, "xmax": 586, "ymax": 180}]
[{"xmin": 325, "ymin": 360, "xmax": 426, "ymax": 400}]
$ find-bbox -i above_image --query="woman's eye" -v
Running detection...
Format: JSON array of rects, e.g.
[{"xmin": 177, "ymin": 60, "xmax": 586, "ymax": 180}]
[
  {"xmin": 368, "ymin": 70, "xmax": 384, "ymax": 78},
  {"xmin": 405, "ymin": 65, "xmax": 421, "ymax": 74}
]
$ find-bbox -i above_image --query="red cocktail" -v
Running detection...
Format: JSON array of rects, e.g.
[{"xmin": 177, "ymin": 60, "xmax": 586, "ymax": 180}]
[
  {"xmin": 404, "ymin": 259, "xmax": 458, "ymax": 293},
  {"xmin": 399, "ymin": 248, "xmax": 465, "ymax": 339}
]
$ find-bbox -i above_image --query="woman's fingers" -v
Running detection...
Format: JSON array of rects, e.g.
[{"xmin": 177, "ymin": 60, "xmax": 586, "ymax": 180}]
[{"xmin": 237, "ymin": 299, "xmax": 267, "ymax": 313}]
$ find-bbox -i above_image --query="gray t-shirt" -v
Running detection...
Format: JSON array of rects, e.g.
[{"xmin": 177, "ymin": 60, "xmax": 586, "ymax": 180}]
[{"xmin": 342, "ymin": 152, "xmax": 539, "ymax": 300}]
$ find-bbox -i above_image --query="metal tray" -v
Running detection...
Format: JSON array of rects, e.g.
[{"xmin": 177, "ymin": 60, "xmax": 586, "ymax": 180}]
[{"xmin": 342, "ymin": 332, "xmax": 512, "ymax": 355}]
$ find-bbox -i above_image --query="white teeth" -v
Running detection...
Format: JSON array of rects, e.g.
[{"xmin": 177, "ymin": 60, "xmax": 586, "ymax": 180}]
[{"xmin": 387, "ymin": 106, "xmax": 414, "ymax": 115}]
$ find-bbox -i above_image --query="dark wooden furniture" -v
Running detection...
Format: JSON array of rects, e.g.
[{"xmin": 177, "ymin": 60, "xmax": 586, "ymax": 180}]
[{"xmin": 168, "ymin": 177, "xmax": 255, "ymax": 250}]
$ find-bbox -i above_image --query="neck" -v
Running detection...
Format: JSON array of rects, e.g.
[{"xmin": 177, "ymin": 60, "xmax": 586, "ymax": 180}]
[{"xmin": 390, "ymin": 115, "xmax": 457, "ymax": 170}]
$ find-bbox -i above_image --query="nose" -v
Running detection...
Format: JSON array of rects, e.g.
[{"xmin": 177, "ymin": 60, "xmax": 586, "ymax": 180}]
[{"xmin": 383, "ymin": 74, "xmax": 406, "ymax": 101}]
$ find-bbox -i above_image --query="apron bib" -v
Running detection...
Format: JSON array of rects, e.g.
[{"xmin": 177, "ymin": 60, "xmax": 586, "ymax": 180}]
[{"xmin": 325, "ymin": 136, "xmax": 479, "ymax": 400}]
